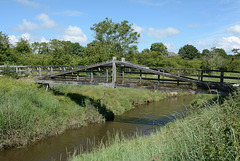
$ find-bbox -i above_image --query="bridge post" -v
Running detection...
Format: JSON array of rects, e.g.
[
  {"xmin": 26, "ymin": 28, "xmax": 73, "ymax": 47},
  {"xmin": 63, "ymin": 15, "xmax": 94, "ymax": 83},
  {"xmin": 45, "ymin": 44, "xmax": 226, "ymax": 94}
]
[{"xmin": 112, "ymin": 57, "xmax": 117, "ymax": 88}]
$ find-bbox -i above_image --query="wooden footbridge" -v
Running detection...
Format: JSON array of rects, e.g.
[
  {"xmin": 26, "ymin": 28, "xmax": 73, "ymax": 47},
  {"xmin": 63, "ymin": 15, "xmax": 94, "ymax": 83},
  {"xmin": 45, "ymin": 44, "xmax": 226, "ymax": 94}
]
[{"xmin": 31, "ymin": 57, "xmax": 240, "ymax": 94}]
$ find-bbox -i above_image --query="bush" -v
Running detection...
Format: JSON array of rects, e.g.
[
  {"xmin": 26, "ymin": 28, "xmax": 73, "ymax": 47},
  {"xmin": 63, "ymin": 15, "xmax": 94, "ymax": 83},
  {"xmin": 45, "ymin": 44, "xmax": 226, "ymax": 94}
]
[{"xmin": 1, "ymin": 64, "xmax": 18, "ymax": 78}]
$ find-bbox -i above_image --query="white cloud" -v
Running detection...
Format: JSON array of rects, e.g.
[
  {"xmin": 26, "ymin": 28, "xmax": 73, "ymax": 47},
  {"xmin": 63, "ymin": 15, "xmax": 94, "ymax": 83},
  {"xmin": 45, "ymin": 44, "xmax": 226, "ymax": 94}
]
[
  {"xmin": 164, "ymin": 43, "xmax": 177, "ymax": 51},
  {"xmin": 53, "ymin": 10, "xmax": 84, "ymax": 17},
  {"xmin": 16, "ymin": 0, "xmax": 40, "ymax": 8},
  {"xmin": 226, "ymin": 24, "xmax": 240, "ymax": 35},
  {"xmin": 148, "ymin": 27, "xmax": 179, "ymax": 38},
  {"xmin": 37, "ymin": 13, "xmax": 55, "ymax": 29},
  {"xmin": 13, "ymin": 13, "xmax": 55, "ymax": 33},
  {"xmin": 215, "ymin": 36, "xmax": 240, "ymax": 52},
  {"xmin": 9, "ymin": 35, "xmax": 19, "ymax": 45},
  {"xmin": 132, "ymin": 24, "xmax": 145, "ymax": 34},
  {"xmin": 62, "ymin": 26, "xmax": 88, "ymax": 44},
  {"xmin": 9, "ymin": 33, "xmax": 50, "ymax": 45},
  {"xmin": 9, "ymin": 33, "xmax": 31, "ymax": 45},
  {"xmin": 187, "ymin": 24, "xmax": 201, "ymax": 28},
  {"xmin": 21, "ymin": 33, "xmax": 31, "ymax": 40},
  {"xmin": 14, "ymin": 19, "xmax": 38, "ymax": 33}
]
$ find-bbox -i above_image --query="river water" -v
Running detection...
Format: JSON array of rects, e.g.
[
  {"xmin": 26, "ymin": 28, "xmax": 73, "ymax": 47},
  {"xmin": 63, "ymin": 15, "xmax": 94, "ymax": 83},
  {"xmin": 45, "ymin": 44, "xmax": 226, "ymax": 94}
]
[{"xmin": 0, "ymin": 95, "xmax": 195, "ymax": 161}]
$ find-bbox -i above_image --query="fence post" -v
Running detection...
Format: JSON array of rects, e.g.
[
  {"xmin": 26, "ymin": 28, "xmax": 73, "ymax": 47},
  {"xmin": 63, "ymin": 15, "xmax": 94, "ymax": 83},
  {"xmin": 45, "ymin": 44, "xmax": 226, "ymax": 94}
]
[
  {"xmin": 39, "ymin": 67, "xmax": 41, "ymax": 76},
  {"xmin": 48, "ymin": 67, "xmax": 50, "ymax": 75},
  {"xmin": 220, "ymin": 71, "xmax": 224, "ymax": 84},
  {"xmin": 90, "ymin": 70, "xmax": 93, "ymax": 83},
  {"xmin": 77, "ymin": 72, "xmax": 79, "ymax": 81},
  {"xmin": 201, "ymin": 70, "xmax": 203, "ymax": 81},
  {"xmin": 106, "ymin": 68, "xmax": 109, "ymax": 82},
  {"xmin": 51, "ymin": 67, "xmax": 53, "ymax": 75},
  {"xmin": 139, "ymin": 70, "xmax": 142, "ymax": 84},
  {"xmin": 112, "ymin": 57, "xmax": 117, "ymax": 88}
]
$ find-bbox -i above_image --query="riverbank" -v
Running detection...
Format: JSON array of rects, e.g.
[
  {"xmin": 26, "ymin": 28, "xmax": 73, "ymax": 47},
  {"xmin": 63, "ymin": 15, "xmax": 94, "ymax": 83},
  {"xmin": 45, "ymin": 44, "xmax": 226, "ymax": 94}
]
[
  {"xmin": 0, "ymin": 77, "xmax": 177, "ymax": 150},
  {"xmin": 70, "ymin": 90, "xmax": 240, "ymax": 161}
]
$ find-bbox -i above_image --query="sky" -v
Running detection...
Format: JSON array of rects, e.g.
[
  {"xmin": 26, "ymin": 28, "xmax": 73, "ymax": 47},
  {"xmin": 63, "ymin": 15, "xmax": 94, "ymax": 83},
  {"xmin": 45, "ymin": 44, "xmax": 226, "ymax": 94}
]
[{"xmin": 1, "ymin": 0, "xmax": 240, "ymax": 54}]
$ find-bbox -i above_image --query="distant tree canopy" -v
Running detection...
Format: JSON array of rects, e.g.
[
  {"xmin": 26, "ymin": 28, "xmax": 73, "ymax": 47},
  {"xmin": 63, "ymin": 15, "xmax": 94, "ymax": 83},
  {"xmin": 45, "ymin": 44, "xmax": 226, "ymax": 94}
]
[
  {"xmin": 90, "ymin": 18, "xmax": 140, "ymax": 57},
  {"xmin": 150, "ymin": 42, "xmax": 168, "ymax": 55},
  {"xmin": 0, "ymin": 18, "xmax": 240, "ymax": 71},
  {"xmin": 178, "ymin": 44, "xmax": 199, "ymax": 60}
]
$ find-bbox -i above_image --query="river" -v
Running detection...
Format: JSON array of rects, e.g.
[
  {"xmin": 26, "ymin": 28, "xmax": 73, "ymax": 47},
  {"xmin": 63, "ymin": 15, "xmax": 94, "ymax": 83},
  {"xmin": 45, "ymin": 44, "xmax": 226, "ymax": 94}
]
[{"xmin": 0, "ymin": 94, "xmax": 195, "ymax": 161}]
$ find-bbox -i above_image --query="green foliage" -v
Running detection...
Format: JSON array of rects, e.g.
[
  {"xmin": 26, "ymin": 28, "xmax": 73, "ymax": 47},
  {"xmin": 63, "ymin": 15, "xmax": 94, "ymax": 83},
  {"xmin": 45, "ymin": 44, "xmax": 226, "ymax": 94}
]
[
  {"xmin": 201, "ymin": 47, "xmax": 227, "ymax": 70},
  {"xmin": 90, "ymin": 18, "xmax": 140, "ymax": 57},
  {"xmin": 178, "ymin": 44, "xmax": 200, "ymax": 60},
  {"xmin": 0, "ymin": 31, "xmax": 11, "ymax": 64},
  {"xmin": 1, "ymin": 64, "xmax": 18, "ymax": 78},
  {"xmin": 150, "ymin": 42, "xmax": 168, "ymax": 55},
  {"xmin": 14, "ymin": 38, "xmax": 32, "ymax": 54}
]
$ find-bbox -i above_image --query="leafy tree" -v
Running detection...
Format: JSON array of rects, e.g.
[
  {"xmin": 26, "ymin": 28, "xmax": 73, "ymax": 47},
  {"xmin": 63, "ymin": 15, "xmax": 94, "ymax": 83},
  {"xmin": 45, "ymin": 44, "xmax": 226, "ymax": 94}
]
[
  {"xmin": 150, "ymin": 42, "xmax": 168, "ymax": 55},
  {"xmin": 31, "ymin": 42, "xmax": 50, "ymax": 55},
  {"xmin": 178, "ymin": 44, "xmax": 199, "ymax": 60},
  {"xmin": 201, "ymin": 48, "xmax": 226, "ymax": 70},
  {"xmin": 0, "ymin": 31, "xmax": 11, "ymax": 63},
  {"xmin": 90, "ymin": 18, "xmax": 140, "ymax": 58},
  {"xmin": 15, "ymin": 38, "xmax": 32, "ymax": 54},
  {"xmin": 202, "ymin": 49, "xmax": 210, "ymax": 56},
  {"xmin": 212, "ymin": 47, "xmax": 227, "ymax": 58}
]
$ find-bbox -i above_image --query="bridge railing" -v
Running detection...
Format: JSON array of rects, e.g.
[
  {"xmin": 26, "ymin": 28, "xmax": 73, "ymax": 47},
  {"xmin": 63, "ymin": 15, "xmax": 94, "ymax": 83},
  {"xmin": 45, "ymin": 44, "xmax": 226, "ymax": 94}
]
[
  {"xmin": 0, "ymin": 65, "xmax": 83, "ymax": 77},
  {"xmin": 1, "ymin": 65, "xmax": 239, "ymax": 86}
]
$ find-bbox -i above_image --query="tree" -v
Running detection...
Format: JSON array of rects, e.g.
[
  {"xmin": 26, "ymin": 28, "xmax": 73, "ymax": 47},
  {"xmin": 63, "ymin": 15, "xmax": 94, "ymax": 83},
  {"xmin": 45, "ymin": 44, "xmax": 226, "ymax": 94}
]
[
  {"xmin": 178, "ymin": 44, "xmax": 199, "ymax": 60},
  {"xmin": 150, "ymin": 42, "xmax": 168, "ymax": 55},
  {"xmin": 15, "ymin": 38, "xmax": 32, "ymax": 54},
  {"xmin": 212, "ymin": 47, "xmax": 227, "ymax": 58},
  {"xmin": 90, "ymin": 18, "xmax": 140, "ymax": 57},
  {"xmin": 201, "ymin": 48, "xmax": 226, "ymax": 70},
  {"xmin": 0, "ymin": 31, "xmax": 11, "ymax": 63},
  {"xmin": 202, "ymin": 49, "xmax": 210, "ymax": 56},
  {"xmin": 232, "ymin": 48, "xmax": 240, "ymax": 55}
]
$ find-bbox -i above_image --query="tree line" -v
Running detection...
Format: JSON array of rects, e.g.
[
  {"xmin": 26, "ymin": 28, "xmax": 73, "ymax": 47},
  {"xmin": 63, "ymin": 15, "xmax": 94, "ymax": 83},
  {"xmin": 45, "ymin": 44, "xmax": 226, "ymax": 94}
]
[{"xmin": 0, "ymin": 18, "xmax": 240, "ymax": 71}]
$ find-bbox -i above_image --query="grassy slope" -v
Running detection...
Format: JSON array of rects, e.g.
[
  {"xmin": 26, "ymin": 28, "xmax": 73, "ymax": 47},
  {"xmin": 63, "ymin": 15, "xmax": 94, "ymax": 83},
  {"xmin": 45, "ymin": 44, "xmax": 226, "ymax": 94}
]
[
  {"xmin": 71, "ymin": 92, "xmax": 240, "ymax": 161},
  {"xmin": 0, "ymin": 77, "xmax": 173, "ymax": 150}
]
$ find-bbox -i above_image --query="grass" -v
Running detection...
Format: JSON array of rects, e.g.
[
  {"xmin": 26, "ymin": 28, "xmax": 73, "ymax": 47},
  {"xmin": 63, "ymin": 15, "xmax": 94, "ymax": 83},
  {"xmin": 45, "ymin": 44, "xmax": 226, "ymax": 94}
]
[
  {"xmin": 70, "ymin": 90, "xmax": 240, "ymax": 161},
  {"xmin": 0, "ymin": 77, "xmax": 175, "ymax": 150},
  {"xmin": 53, "ymin": 84, "xmax": 175, "ymax": 115}
]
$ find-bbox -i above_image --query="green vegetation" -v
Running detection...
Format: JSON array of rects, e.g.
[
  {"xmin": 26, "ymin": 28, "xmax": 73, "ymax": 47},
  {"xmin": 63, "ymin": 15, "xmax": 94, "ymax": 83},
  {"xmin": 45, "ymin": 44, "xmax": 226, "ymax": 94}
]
[
  {"xmin": 0, "ymin": 77, "xmax": 173, "ymax": 150},
  {"xmin": 0, "ymin": 19, "xmax": 240, "ymax": 71},
  {"xmin": 70, "ymin": 91, "xmax": 240, "ymax": 161},
  {"xmin": 53, "ymin": 84, "xmax": 172, "ymax": 115}
]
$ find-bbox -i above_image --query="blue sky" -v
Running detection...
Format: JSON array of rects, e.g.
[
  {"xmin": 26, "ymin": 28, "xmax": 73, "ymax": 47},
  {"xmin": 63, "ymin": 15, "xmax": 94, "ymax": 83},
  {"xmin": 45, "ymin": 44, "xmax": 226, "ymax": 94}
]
[{"xmin": 1, "ymin": 0, "xmax": 240, "ymax": 54}]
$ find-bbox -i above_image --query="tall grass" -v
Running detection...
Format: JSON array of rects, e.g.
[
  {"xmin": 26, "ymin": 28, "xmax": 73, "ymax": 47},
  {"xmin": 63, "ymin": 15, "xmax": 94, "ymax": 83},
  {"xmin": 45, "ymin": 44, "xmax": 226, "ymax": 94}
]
[
  {"xmin": 70, "ymin": 91, "xmax": 240, "ymax": 161},
  {"xmin": 0, "ymin": 77, "xmax": 173, "ymax": 150},
  {"xmin": 54, "ymin": 84, "xmax": 173, "ymax": 115},
  {"xmin": 0, "ymin": 77, "xmax": 104, "ymax": 150}
]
